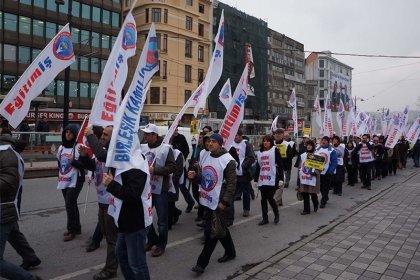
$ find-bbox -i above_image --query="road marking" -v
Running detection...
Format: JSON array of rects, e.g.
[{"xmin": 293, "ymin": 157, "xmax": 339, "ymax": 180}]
[{"xmin": 48, "ymin": 200, "xmax": 303, "ymax": 280}]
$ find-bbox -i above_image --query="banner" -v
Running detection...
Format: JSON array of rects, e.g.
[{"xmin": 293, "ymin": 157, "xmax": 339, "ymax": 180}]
[
  {"xmin": 220, "ymin": 63, "xmax": 249, "ymax": 148},
  {"xmin": 218, "ymin": 79, "xmax": 232, "ymax": 110},
  {"xmin": 76, "ymin": 116, "xmax": 93, "ymax": 158},
  {"xmin": 385, "ymin": 114, "xmax": 402, "ymax": 149},
  {"xmin": 406, "ymin": 118, "xmax": 420, "ymax": 144},
  {"xmin": 355, "ymin": 112, "xmax": 369, "ymax": 136},
  {"xmin": 89, "ymin": 11, "xmax": 137, "ymax": 128},
  {"xmin": 304, "ymin": 153, "xmax": 326, "ymax": 170},
  {"xmin": 323, "ymin": 94, "xmax": 333, "ymax": 137},
  {"xmin": 381, "ymin": 109, "xmax": 389, "ymax": 136},
  {"xmin": 330, "ymin": 71, "xmax": 351, "ymax": 112},
  {"xmin": 194, "ymin": 10, "xmax": 225, "ymax": 116},
  {"xmin": 399, "ymin": 105, "xmax": 410, "ymax": 132},
  {"xmin": 245, "ymin": 43, "xmax": 255, "ymax": 79},
  {"xmin": 314, "ymin": 95, "xmax": 323, "ymax": 135},
  {"xmin": 336, "ymin": 98, "xmax": 345, "ymax": 136},
  {"xmin": 288, "ymin": 88, "xmax": 298, "ymax": 137},
  {"xmin": 0, "ymin": 24, "xmax": 75, "ymax": 128}
]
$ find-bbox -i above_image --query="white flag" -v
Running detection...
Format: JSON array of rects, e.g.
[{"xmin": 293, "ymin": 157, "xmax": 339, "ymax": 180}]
[
  {"xmin": 0, "ymin": 24, "xmax": 75, "ymax": 128},
  {"xmin": 218, "ymin": 79, "xmax": 232, "ymax": 110},
  {"xmin": 314, "ymin": 95, "xmax": 323, "ymax": 135},
  {"xmin": 288, "ymin": 88, "xmax": 298, "ymax": 137},
  {"xmin": 219, "ymin": 63, "xmax": 249, "ymax": 148},
  {"xmin": 399, "ymin": 105, "xmax": 409, "ymax": 132},
  {"xmin": 406, "ymin": 118, "xmax": 420, "ymax": 144},
  {"xmin": 194, "ymin": 10, "xmax": 225, "ymax": 116},
  {"xmin": 355, "ymin": 112, "xmax": 369, "ymax": 136},
  {"xmin": 336, "ymin": 98, "xmax": 345, "ymax": 136},
  {"xmin": 271, "ymin": 115, "xmax": 279, "ymax": 132},
  {"xmin": 106, "ymin": 24, "xmax": 159, "ymax": 227},
  {"xmin": 323, "ymin": 94, "xmax": 333, "ymax": 137},
  {"xmin": 89, "ymin": 11, "xmax": 137, "ymax": 128},
  {"xmin": 385, "ymin": 114, "xmax": 402, "ymax": 149}
]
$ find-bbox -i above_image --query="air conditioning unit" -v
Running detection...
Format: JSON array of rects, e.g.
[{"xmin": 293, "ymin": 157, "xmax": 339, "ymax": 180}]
[{"xmin": 209, "ymin": 112, "xmax": 217, "ymax": 119}]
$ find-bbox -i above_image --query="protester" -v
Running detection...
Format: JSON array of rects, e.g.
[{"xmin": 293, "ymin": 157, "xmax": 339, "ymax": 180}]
[
  {"xmin": 57, "ymin": 124, "xmax": 85, "ymax": 241},
  {"xmin": 78, "ymin": 126, "xmax": 118, "ymax": 280},
  {"xmin": 297, "ymin": 140, "xmax": 320, "ymax": 215},
  {"xmin": 232, "ymin": 129, "xmax": 255, "ymax": 217},
  {"xmin": 19, "ymin": 118, "xmax": 31, "ymax": 144},
  {"xmin": 273, "ymin": 128, "xmax": 290, "ymax": 206},
  {"xmin": 390, "ymin": 143, "xmax": 400, "ymax": 175},
  {"xmin": 141, "ymin": 124, "xmax": 177, "ymax": 258},
  {"xmin": 397, "ymin": 136, "xmax": 410, "ymax": 168},
  {"xmin": 191, "ymin": 135, "xmax": 197, "ymax": 155},
  {"xmin": 344, "ymin": 140, "xmax": 357, "ymax": 186},
  {"xmin": 189, "ymin": 133, "xmax": 237, "ymax": 274},
  {"xmin": 331, "ymin": 136, "xmax": 345, "ymax": 196},
  {"xmin": 167, "ymin": 140, "xmax": 184, "ymax": 230},
  {"xmin": 315, "ymin": 136, "xmax": 337, "ymax": 208},
  {"xmin": 254, "ymin": 135, "xmax": 281, "ymax": 224},
  {"xmin": 413, "ymin": 139, "xmax": 420, "ymax": 168},
  {"xmin": 373, "ymin": 136, "xmax": 385, "ymax": 180},
  {"xmin": 172, "ymin": 126, "xmax": 190, "ymax": 160},
  {"xmin": 355, "ymin": 134, "xmax": 374, "ymax": 190}
]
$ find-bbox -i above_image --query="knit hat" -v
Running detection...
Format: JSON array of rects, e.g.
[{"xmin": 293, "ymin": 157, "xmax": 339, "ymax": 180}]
[{"xmin": 209, "ymin": 133, "xmax": 224, "ymax": 146}]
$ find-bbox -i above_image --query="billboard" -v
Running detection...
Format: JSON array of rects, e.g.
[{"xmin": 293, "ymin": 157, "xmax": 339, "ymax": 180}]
[{"xmin": 330, "ymin": 71, "xmax": 351, "ymax": 112}]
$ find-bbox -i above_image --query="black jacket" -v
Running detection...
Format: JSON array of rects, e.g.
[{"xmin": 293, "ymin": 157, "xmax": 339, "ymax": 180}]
[
  {"xmin": 59, "ymin": 124, "xmax": 85, "ymax": 182},
  {"xmin": 275, "ymin": 140, "xmax": 294, "ymax": 170},
  {"xmin": 172, "ymin": 133, "xmax": 190, "ymax": 160}
]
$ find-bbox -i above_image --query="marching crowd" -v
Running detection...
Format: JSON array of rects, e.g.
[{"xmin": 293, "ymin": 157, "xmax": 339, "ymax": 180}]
[{"xmin": 1, "ymin": 121, "xmax": 419, "ymax": 280}]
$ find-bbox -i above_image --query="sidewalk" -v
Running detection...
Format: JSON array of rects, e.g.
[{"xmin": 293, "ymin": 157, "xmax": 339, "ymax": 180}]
[
  {"xmin": 24, "ymin": 160, "xmax": 58, "ymax": 178},
  {"xmin": 234, "ymin": 169, "xmax": 420, "ymax": 280}
]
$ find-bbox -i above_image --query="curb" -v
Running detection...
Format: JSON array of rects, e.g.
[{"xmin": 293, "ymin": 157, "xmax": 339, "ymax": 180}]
[
  {"xmin": 24, "ymin": 167, "xmax": 58, "ymax": 179},
  {"xmin": 232, "ymin": 169, "xmax": 420, "ymax": 280}
]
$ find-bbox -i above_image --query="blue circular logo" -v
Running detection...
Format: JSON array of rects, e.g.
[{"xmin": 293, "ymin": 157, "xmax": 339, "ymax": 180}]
[
  {"xmin": 53, "ymin": 32, "xmax": 74, "ymax": 60},
  {"xmin": 201, "ymin": 166, "xmax": 218, "ymax": 192},
  {"xmin": 59, "ymin": 154, "xmax": 73, "ymax": 175},
  {"xmin": 145, "ymin": 151, "xmax": 155, "ymax": 166},
  {"xmin": 122, "ymin": 23, "xmax": 136, "ymax": 50}
]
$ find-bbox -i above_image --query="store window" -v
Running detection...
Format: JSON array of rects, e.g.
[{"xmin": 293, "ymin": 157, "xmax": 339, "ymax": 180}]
[
  {"xmin": 69, "ymin": 81, "xmax": 78, "ymax": 97},
  {"xmin": 45, "ymin": 81, "xmax": 55, "ymax": 96},
  {"xmin": 57, "ymin": 80, "xmax": 64, "ymax": 96}
]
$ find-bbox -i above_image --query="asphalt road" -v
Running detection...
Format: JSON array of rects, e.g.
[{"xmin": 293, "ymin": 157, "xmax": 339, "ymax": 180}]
[{"xmin": 4, "ymin": 167, "xmax": 416, "ymax": 280}]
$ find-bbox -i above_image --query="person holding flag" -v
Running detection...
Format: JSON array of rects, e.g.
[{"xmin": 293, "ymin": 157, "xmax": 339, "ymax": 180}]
[
  {"xmin": 57, "ymin": 124, "xmax": 85, "ymax": 241},
  {"xmin": 355, "ymin": 134, "xmax": 374, "ymax": 190},
  {"xmin": 316, "ymin": 136, "xmax": 337, "ymax": 209}
]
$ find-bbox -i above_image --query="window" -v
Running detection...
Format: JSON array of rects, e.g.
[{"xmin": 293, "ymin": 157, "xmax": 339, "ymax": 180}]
[
  {"xmin": 198, "ymin": 45, "xmax": 204, "ymax": 62},
  {"xmin": 150, "ymin": 87, "xmax": 160, "ymax": 104},
  {"xmin": 199, "ymin": 4, "xmax": 205, "ymax": 13},
  {"xmin": 184, "ymin": 90, "xmax": 192, "ymax": 103},
  {"xmin": 156, "ymin": 33, "xmax": 161, "ymax": 50},
  {"xmin": 145, "ymin": 8, "xmax": 149, "ymax": 23},
  {"xmin": 92, "ymin": 6, "xmax": 101, "ymax": 22},
  {"xmin": 185, "ymin": 65, "xmax": 192, "ymax": 82},
  {"xmin": 4, "ymin": 13, "xmax": 17, "ymax": 32},
  {"xmin": 32, "ymin": 48, "xmax": 41, "ymax": 61},
  {"xmin": 69, "ymin": 81, "xmax": 78, "ymax": 97},
  {"xmin": 152, "ymin": 8, "xmax": 161, "ymax": 22},
  {"xmin": 71, "ymin": 27, "xmax": 79, "ymax": 43},
  {"xmin": 162, "ymin": 61, "xmax": 167, "ymax": 79},
  {"xmin": 58, "ymin": 0, "xmax": 68, "ymax": 13},
  {"xmin": 19, "ymin": 16, "xmax": 31, "ymax": 35},
  {"xmin": 47, "ymin": 22, "xmax": 57, "ymax": 39},
  {"xmin": 186, "ymin": 0, "xmax": 193, "ymax": 5},
  {"xmin": 70, "ymin": 57, "xmax": 79, "ymax": 70},
  {"xmin": 112, "ymin": 12, "xmax": 120, "ymax": 27},
  {"xmin": 80, "ymin": 57, "xmax": 89, "ymax": 71},
  {"xmin": 186, "ymin": 16, "xmax": 192, "ymax": 30},
  {"xmin": 46, "ymin": 0, "xmax": 57, "ymax": 11},
  {"xmin": 92, "ymin": 32, "xmax": 100, "ymax": 48},
  {"xmin": 4, "ymin": 44, "xmax": 17, "ymax": 62},
  {"xmin": 33, "ymin": 0, "xmax": 44, "ymax": 8},
  {"xmin": 81, "ymin": 30, "xmax": 90, "ymax": 45},
  {"xmin": 102, "ymin": 34, "xmax": 110, "ymax": 49},
  {"xmin": 44, "ymin": 81, "xmax": 55, "ymax": 96},
  {"xmin": 162, "ymin": 87, "xmax": 167, "ymax": 104},
  {"xmin": 103, "ymin": 9, "xmax": 110, "ymax": 24},
  {"xmin": 198, "ymin": 69, "xmax": 204, "ymax": 84},
  {"xmin": 20, "ymin": 0, "xmax": 31, "ymax": 5},
  {"xmin": 72, "ymin": 1, "xmax": 80, "ymax": 18},
  {"xmin": 162, "ymin": 34, "xmax": 168, "ymax": 52},
  {"xmin": 33, "ymin": 20, "xmax": 44, "ymax": 37},
  {"xmin": 198, "ymin": 23, "xmax": 204, "ymax": 36},
  {"xmin": 185, "ymin": 40, "xmax": 192, "ymax": 58},
  {"xmin": 319, "ymin": 70, "xmax": 324, "ymax": 78},
  {"xmin": 319, "ymin": 59, "xmax": 324, "ymax": 68},
  {"xmin": 80, "ymin": 82, "xmax": 89, "ymax": 98},
  {"xmin": 18, "ymin": 46, "xmax": 30, "ymax": 64},
  {"xmin": 156, "ymin": 60, "xmax": 161, "ymax": 76},
  {"xmin": 57, "ymin": 80, "xmax": 64, "ymax": 96},
  {"xmin": 91, "ymin": 57, "xmax": 99, "ymax": 73},
  {"xmin": 164, "ymin": 9, "xmax": 168, "ymax": 23},
  {"xmin": 3, "ymin": 75, "xmax": 17, "ymax": 90},
  {"xmin": 319, "ymin": 80, "xmax": 324, "ymax": 88},
  {"xmin": 91, "ymin": 83, "xmax": 98, "ymax": 99},
  {"xmin": 101, "ymin": 59, "xmax": 107, "ymax": 72},
  {"xmin": 111, "ymin": 36, "xmax": 117, "ymax": 48},
  {"xmin": 81, "ymin": 4, "xmax": 91, "ymax": 20}
]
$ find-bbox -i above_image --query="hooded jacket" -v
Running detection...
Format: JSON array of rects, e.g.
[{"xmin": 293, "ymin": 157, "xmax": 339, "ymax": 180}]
[
  {"xmin": 0, "ymin": 135, "xmax": 19, "ymax": 224},
  {"xmin": 58, "ymin": 124, "xmax": 85, "ymax": 182}
]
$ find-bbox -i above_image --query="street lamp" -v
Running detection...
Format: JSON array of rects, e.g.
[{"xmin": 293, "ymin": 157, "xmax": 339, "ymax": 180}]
[{"xmin": 56, "ymin": 0, "xmax": 72, "ymax": 129}]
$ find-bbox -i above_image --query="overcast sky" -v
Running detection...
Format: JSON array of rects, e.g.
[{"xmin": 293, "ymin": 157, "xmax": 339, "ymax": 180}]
[{"xmin": 221, "ymin": 0, "xmax": 420, "ymax": 113}]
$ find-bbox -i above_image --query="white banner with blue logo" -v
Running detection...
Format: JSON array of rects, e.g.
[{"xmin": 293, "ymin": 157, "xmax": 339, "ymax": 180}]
[
  {"xmin": 0, "ymin": 24, "xmax": 75, "ymax": 128},
  {"xmin": 194, "ymin": 10, "xmax": 225, "ymax": 117},
  {"xmin": 218, "ymin": 79, "xmax": 232, "ymax": 110},
  {"xmin": 89, "ymin": 11, "xmax": 137, "ymax": 128},
  {"xmin": 106, "ymin": 23, "xmax": 159, "ymax": 227}
]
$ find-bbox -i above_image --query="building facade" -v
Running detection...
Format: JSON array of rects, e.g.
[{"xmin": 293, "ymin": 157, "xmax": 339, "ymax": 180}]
[
  {"xmin": 128, "ymin": 0, "xmax": 212, "ymax": 126},
  {"xmin": 267, "ymin": 28, "xmax": 309, "ymax": 130},
  {"xmin": 0, "ymin": 0, "xmax": 123, "ymax": 130}
]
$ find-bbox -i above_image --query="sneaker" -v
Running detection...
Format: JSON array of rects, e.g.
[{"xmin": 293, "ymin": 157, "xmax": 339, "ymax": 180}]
[
  {"xmin": 93, "ymin": 270, "xmax": 117, "ymax": 280},
  {"xmin": 20, "ymin": 258, "xmax": 41, "ymax": 270},
  {"xmin": 242, "ymin": 210, "xmax": 250, "ymax": 217},
  {"xmin": 191, "ymin": 265, "xmax": 205, "ymax": 274},
  {"xmin": 152, "ymin": 247, "xmax": 165, "ymax": 257}
]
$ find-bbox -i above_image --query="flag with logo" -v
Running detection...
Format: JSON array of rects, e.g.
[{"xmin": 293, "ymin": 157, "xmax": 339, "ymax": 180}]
[
  {"xmin": 75, "ymin": 115, "xmax": 94, "ymax": 158},
  {"xmin": 218, "ymin": 79, "xmax": 232, "ymax": 110},
  {"xmin": 336, "ymin": 98, "xmax": 345, "ymax": 136},
  {"xmin": 314, "ymin": 95, "xmax": 323, "ymax": 135},
  {"xmin": 194, "ymin": 10, "xmax": 225, "ymax": 116},
  {"xmin": 385, "ymin": 113, "xmax": 403, "ymax": 148},
  {"xmin": 106, "ymin": 23, "xmax": 159, "ymax": 227},
  {"xmin": 288, "ymin": 88, "xmax": 298, "ymax": 137},
  {"xmin": 0, "ymin": 24, "xmax": 75, "ymax": 128},
  {"xmin": 89, "ymin": 11, "xmax": 137, "ymax": 128},
  {"xmin": 406, "ymin": 117, "xmax": 420, "ymax": 144},
  {"xmin": 355, "ymin": 112, "xmax": 369, "ymax": 136},
  {"xmin": 381, "ymin": 109, "xmax": 389, "ymax": 136},
  {"xmin": 399, "ymin": 105, "xmax": 409, "ymax": 132},
  {"xmin": 323, "ymin": 94, "xmax": 333, "ymax": 137},
  {"xmin": 219, "ymin": 63, "xmax": 249, "ymax": 148}
]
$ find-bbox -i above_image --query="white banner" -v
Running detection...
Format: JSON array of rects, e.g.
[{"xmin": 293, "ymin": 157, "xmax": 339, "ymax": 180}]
[
  {"xmin": 344, "ymin": 98, "xmax": 355, "ymax": 136},
  {"xmin": 406, "ymin": 117, "xmax": 420, "ymax": 144},
  {"xmin": 218, "ymin": 79, "xmax": 232, "ymax": 110},
  {"xmin": 0, "ymin": 24, "xmax": 75, "ymax": 128},
  {"xmin": 385, "ymin": 114, "xmax": 402, "ymax": 149},
  {"xmin": 271, "ymin": 115, "xmax": 279, "ymax": 132},
  {"xmin": 355, "ymin": 112, "xmax": 369, "ymax": 136},
  {"xmin": 330, "ymin": 71, "xmax": 351, "ymax": 112},
  {"xmin": 194, "ymin": 10, "xmax": 225, "ymax": 116},
  {"xmin": 399, "ymin": 105, "xmax": 410, "ymax": 132},
  {"xmin": 314, "ymin": 95, "xmax": 323, "ymax": 135},
  {"xmin": 288, "ymin": 88, "xmax": 298, "ymax": 137},
  {"xmin": 336, "ymin": 98, "xmax": 345, "ymax": 136},
  {"xmin": 323, "ymin": 94, "xmax": 333, "ymax": 137},
  {"xmin": 220, "ymin": 63, "xmax": 249, "ymax": 148},
  {"xmin": 89, "ymin": 12, "xmax": 137, "ymax": 128}
]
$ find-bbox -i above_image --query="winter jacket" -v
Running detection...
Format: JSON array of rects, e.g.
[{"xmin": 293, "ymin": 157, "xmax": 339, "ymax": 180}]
[
  {"xmin": 59, "ymin": 124, "xmax": 85, "ymax": 182},
  {"xmin": 275, "ymin": 140, "xmax": 294, "ymax": 170}
]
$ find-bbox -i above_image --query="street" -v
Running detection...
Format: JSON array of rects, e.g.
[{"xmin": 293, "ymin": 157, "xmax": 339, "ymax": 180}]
[{"xmin": 4, "ymin": 167, "xmax": 419, "ymax": 280}]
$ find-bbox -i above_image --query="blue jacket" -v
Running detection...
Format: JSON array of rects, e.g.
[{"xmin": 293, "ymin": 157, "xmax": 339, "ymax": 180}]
[{"xmin": 328, "ymin": 149, "xmax": 338, "ymax": 175}]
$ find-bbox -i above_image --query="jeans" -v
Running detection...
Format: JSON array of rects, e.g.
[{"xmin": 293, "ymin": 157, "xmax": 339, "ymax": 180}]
[
  {"xmin": 116, "ymin": 229, "xmax": 150, "ymax": 280},
  {"xmin": 147, "ymin": 191, "xmax": 168, "ymax": 249},
  {"xmin": 61, "ymin": 182, "xmax": 83, "ymax": 233},
  {"xmin": 235, "ymin": 181, "xmax": 251, "ymax": 211},
  {"xmin": 360, "ymin": 162, "xmax": 373, "ymax": 187},
  {"xmin": 1, "ymin": 222, "xmax": 36, "ymax": 280},
  {"xmin": 91, "ymin": 222, "xmax": 103, "ymax": 246},
  {"xmin": 98, "ymin": 204, "xmax": 118, "ymax": 274},
  {"xmin": 179, "ymin": 181, "xmax": 194, "ymax": 208}
]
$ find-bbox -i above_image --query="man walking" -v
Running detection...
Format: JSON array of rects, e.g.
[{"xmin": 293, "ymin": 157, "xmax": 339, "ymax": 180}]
[
  {"xmin": 355, "ymin": 134, "xmax": 374, "ymax": 190},
  {"xmin": 316, "ymin": 136, "xmax": 337, "ymax": 208}
]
